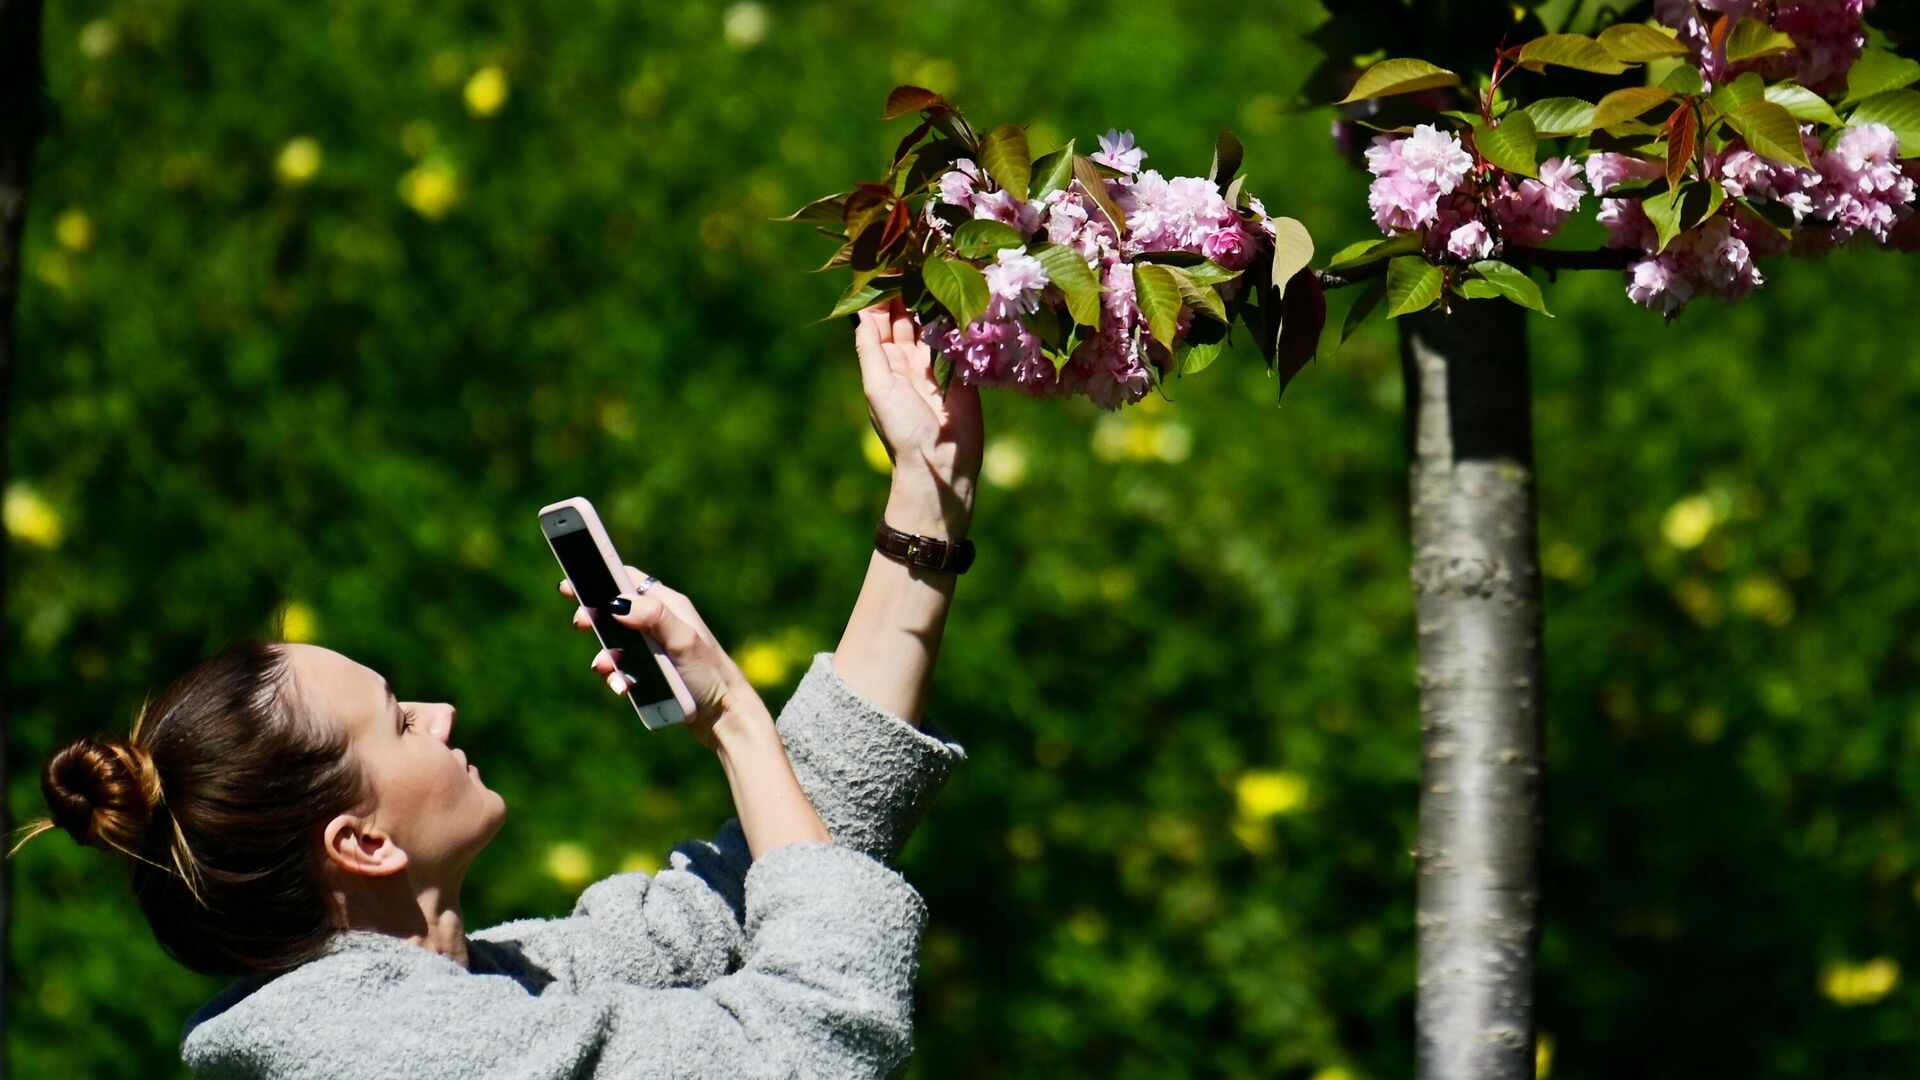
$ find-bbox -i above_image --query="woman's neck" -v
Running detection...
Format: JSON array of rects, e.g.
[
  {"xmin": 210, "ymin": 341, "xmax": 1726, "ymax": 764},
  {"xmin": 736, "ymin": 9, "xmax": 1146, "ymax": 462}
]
[{"xmin": 335, "ymin": 875, "xmax": 469, "ymax": 969}]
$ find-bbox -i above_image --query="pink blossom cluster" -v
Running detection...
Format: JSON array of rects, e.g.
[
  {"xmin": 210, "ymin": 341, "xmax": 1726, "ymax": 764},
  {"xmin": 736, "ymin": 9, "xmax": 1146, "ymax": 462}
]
[
  {"xmin": 1654, "ymin": 0, "xmax": 1877, "ymax": 96},
  {"xmin": 1589, "ymin": 123, "xmax": 1917, "ymax": 316},
  {"xmin": 1364, "ymin": 124, "xmax": 1586, "ymax": 260},
  {"xmin": 921, "ymin": 129, "xmax": 1273, "ymax": 410}
]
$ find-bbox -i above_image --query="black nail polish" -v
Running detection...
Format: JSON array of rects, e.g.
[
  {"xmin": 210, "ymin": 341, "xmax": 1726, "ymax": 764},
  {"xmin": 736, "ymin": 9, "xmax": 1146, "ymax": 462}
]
[{"xmin": 608, "ymin": 596, "xmax": 632, "ymax": 616}]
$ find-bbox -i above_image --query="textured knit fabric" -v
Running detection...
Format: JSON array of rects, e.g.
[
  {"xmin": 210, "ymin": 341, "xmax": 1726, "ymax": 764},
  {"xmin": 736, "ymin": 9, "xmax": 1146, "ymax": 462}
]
[{"xmin": 180, "ymin": 653, "xmax": 966, "ymax": 1079}]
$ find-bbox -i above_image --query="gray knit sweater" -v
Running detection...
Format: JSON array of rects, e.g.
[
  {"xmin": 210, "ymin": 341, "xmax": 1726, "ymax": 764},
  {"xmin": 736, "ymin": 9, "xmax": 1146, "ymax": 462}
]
[{"xmin": 180, "ymin": 653, "xmax": 966, "ymax": 1079}]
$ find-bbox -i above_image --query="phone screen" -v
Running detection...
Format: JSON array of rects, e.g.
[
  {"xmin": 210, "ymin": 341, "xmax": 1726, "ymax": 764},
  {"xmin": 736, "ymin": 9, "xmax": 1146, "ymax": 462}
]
[{"xmin": 547, "ymin": 525, "xmax": 678, "ymax": 709}]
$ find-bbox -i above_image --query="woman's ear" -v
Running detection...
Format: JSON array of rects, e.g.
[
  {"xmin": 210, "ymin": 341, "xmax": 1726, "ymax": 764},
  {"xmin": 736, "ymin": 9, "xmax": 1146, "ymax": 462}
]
[{"xmin": 322, "ymin": 814, "xmax": 409, "ymax": 878}]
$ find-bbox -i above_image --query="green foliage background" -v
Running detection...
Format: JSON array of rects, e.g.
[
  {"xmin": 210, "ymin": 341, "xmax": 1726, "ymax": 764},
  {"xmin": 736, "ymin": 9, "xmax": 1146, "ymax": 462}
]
[{"xmin": 7, "ymin": 1, "xmax": 1919, "ymax": 1077}]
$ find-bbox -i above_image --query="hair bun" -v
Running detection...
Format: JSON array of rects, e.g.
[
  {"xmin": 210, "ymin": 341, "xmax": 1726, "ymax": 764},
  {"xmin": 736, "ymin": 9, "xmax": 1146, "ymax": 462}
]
[{"xmin": 42, "ymin": 736, "xmax": 163, "ymax": 856}]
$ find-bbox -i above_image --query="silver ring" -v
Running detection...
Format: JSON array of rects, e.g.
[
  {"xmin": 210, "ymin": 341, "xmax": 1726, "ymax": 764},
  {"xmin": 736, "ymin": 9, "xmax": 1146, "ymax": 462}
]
[{"xmin": 634, "ymin": 574, "xmax": 659, "ymax": 595}]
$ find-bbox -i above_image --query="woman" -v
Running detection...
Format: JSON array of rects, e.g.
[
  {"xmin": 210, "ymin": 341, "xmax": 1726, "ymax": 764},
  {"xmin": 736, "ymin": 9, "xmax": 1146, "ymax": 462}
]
[{"xmin": 16, "ymin": 302, "xmax": 980, "ymax": 1079}]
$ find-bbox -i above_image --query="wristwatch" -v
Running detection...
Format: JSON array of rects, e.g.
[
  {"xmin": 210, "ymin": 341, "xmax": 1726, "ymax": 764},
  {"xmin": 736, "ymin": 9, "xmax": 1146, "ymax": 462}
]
[{"xmin": 874, "ymin": 520, "xmax": 976, "ymax": 574}]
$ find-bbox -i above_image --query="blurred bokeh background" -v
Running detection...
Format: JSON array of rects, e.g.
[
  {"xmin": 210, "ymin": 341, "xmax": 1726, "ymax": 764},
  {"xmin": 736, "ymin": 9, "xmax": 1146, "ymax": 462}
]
[{"xmin": 6, "ymin": 1, "xmax": 1919, "ymax": 1076}]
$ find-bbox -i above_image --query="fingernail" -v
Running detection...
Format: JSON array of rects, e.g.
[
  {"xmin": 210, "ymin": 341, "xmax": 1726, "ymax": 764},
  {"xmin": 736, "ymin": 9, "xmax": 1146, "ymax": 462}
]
[{"xmin": 608, "ymin": 596, "xmax": 631, "ymax": 616}]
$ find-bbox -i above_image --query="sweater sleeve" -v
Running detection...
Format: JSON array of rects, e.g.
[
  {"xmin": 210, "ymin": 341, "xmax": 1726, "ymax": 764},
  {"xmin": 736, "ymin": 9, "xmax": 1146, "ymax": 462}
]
[
  {"xmin": 466, "ymin": 652, "xmax": 965, "ymax": 994},
  {"xmin": 182, "ymin": 843, "xmax": 927, "ymax": 1080},
  {"xmin": 776, "ymin": 652, "xmax": 967, "ymax": 864}
]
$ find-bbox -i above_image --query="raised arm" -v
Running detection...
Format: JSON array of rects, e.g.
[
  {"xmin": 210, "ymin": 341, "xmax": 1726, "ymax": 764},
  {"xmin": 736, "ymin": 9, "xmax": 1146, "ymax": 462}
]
[{"xmin": 836, "ymin": 300, "xmax": 983, "ymax": 726}]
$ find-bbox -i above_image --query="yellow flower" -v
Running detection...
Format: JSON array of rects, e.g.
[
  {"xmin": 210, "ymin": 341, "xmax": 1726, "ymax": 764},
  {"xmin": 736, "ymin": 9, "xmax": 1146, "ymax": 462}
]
[
  {"xmin": 1733, "ymin": 575, "xmax": 1794, "ymax": 626},
  {"xmin": 982, "ymin": 439, "xmax": 1028, "ymax": 489},
  {"xmin": 722, "ymin": 3, "xmax": 769, "ymax": 48},
  {"xmin": 275, "ymin": 137, "xmax": 323, "ymax": 186},
  {"xmin": 398, "ymin": 161, "xmax": 461, "ymax": 219},
  {"xmin": 737, "ymin": 640, "xmax": 795, "ymax": 688},
  {"xmin": 546, "ymin": 842, "xmax": 594, "ymax": 888},
  {"xmin": 1822, "ymin": 957, "xmax": 1900, "ymax": 1006},
  {"xmin": 1237, "ymin": 769, "xmax": 1309, "ymax": 820},
  {"xmin": 55, "ymin": 209, "xmax": 93, "ymax": 253},
  {"xmin": 4, "ymin": 485, "xmax": 63, "ymax": 548},
  {"xmin": 860, "ymin": 427, "xmax": 893, "ymax": 474},
  {"xmin": 1660, "ymin": 494, "xmax": 1721, "ymax": 550},
  {"xmin": 464, "ymin": 66, "xmax": 509, "ymax": 118},
  {"xmin": 1536, "ymin": 1031, "xmax": 1555, "ymax": 1077},
  {"xmin": 279, "ymin": 602, "xmax": 318, "ymax": 644},
  {"xmin": 619, "ymin": 851, "xmax": 662, "ymax": 875}
]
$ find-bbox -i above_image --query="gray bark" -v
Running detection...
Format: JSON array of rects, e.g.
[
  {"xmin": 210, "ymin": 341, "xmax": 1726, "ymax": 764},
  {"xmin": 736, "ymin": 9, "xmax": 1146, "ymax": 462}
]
[
  {"xmin": 1, "ymin": 2, "xmax": 47, "ymax": 1073},
  {"xmin": 1400, "ymin": 302, "xmax": 1545, "ymax": 1080}
]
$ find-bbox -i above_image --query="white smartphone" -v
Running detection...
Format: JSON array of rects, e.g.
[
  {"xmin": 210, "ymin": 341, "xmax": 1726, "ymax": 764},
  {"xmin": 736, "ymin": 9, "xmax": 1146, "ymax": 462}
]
[{"xmin": 538, "ymin": 497, "xmax": 696, "ymax": 730}]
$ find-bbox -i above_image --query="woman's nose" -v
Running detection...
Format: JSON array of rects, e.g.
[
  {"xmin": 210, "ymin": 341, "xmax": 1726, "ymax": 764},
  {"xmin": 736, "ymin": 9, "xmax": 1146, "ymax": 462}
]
[{"xmin": 431, "ymin": 704, "xmax": 456, "ymax": 742}]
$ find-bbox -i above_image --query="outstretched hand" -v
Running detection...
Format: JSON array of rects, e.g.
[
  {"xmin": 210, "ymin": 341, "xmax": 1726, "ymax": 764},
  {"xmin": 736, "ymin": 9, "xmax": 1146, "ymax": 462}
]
[{"xmin": 854, "ymin": 298, "xmax": 983, "ymax": 537}]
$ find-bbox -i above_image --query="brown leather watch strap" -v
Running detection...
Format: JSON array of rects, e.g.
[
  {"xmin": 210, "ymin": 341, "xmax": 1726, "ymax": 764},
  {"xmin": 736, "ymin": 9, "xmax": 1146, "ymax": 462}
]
[{"xmin": 874, "ymin": 520, "xmax": 975, "ymax": 574}]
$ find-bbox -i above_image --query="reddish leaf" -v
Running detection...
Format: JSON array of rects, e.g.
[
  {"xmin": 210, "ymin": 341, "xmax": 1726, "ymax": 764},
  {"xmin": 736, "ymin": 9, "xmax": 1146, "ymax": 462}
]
[
  {"xmin": 1665, "ymin": 105, "xmax": 1697, "ymax": 190},
  {"xmin": 1072, "ymin": 155, "xmax": 1128, "ymax": 233},
  {"xmin": 1708, "ymin": 12, "xmax": 1734, "ymax": 53},
  {"xmin": 1275, "ymin": 269, "xmax": 1327, "ymax": 401},
  {"xmin": 843, "ymin": 183, "xmax": 892, "ymax": 233},
  {"xmin": 878, "ymin": 199, "xmax": 912, "ymax": 253},
  {"xmin": 883, "ymin": 85, "xmax": 944, "ymax": 120},
  {"xmin": 893, "ymin": 117, "xmax": 935, "ymax": 164}
]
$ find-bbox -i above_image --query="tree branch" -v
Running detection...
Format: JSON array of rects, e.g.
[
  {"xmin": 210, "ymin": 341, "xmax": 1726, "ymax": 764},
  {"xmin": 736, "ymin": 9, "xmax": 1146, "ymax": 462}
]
[{"xmin": 1314, "ymin": 245, "xmax": 1641, "ymax": 290}]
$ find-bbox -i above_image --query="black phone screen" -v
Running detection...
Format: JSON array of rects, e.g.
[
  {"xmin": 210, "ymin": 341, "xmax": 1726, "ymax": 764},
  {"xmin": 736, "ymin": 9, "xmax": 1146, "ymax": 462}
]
[{"xmin": 548, "ymin": 526, "xmax": 677, "ymax": 708}]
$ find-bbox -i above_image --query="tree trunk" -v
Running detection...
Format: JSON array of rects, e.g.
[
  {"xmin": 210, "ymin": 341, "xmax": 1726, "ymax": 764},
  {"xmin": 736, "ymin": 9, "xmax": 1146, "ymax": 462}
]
[
  {"xmin": 1, "ymin": 2, "xmax": 48, "ymax": 1073},
  {"xmin": 1400, "ymin": 302, "xmax": 1545, "ymax": 1080}
]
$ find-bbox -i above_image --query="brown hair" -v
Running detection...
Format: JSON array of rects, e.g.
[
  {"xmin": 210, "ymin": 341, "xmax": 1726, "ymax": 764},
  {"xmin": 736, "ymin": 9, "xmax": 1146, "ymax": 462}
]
[{"xmin": 13, "ymin": 643, "xmax": 370, "ymax": 976}]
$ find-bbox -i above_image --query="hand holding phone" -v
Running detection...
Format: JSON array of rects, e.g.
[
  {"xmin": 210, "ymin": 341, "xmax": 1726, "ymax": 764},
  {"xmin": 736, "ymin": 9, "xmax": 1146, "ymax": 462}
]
[{"xmin": 538, "ymin": 498, "xmax": 697, "ymax": 730}]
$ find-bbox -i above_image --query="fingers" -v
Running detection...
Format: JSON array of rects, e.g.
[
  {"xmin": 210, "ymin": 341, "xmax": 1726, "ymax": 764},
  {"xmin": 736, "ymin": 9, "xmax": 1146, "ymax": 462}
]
[
  {"xmin": 854, "ymin": 307, "xmax": 896, "ymax": 390},
  {"xmin": 607, "ymin": 592, "xmax": 701, "ymax": 657}
]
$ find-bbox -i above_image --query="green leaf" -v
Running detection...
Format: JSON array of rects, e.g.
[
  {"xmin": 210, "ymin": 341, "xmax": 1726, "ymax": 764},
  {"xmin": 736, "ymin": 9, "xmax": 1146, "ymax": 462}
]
[
  {"xmin": 1337, "ymin": 58, "xmax": 1463, "ymax": 103},
  {"xmin": 1385, "ymin": 257, "xmax": 1444, "ymax": 318},
  {"xmin": 1590, "ymin": 86, "xmax": 1674, "ymax": 130},
  {"xmin": 1526, "ymin": 97, "xmax": 1598, "ymax": 136},
  {"xmin": 1176, "ymin": 337, "xmax": 1226, "ymax": 376},
  {"xmin": 921, "ymin": 256, "xmax": 990, "ymax": 327},
  {"xmin": 950, "ymin": 219, "xmax": 1029, "ymax": 259},
  {"xmin": 783, "ymin": 192, "xmax": 850, "ymax": 224},
  {"xmin": 1178, "ymin": 260, "xmax": 1242, "ymax": 287},
  {"xmin": 1725, "ymin": 99, "xmax": 1812, "ymax": 167},
  {"xmin": 1209, "ymin": 126, "xmax": 1244, "ymax": 190},
  {"xmin": 1458, "ymin": 278, "xmax": 1502, "ymax": 300},
  {"xmin": 1027, "ymin": 242, "xmax": 1105, "ymax": 327},
  {"xmin": 980, "ymin": 124, "xmax": 1032, "ymax": 201},
  {"xmin": 1643, "ymin": 179, "xmax": 1726, "ymax": 253},
  {"xmin": 1518, "ymin": 34, "xmax": 1633, "ymax": 75},
  {"xmin": 1030, "ymin": 140, "xmax": 1077, "ymax": 200},
  {"xmin": 1724, "ymin": 18, "xmax": 1797, "ymax": 64},
  {"xmin": 1849, "ymin": 89, "xmax": 1920, "ymax": 159},
  {"xmin": 1661, "ymin": 65, "xmax": 1706, "ymax": 96},
  {"xmin": 1598, "ymin": 22, "xmax": 1689, "ymax": 62},
  {"xmin": 1166, "ymin": 266, "xmax": 1228, "ymax": 323},
  {"xmin": 1340, "ymin": 278, "xmax": 1386, "ymax": 343},
  {"xmin": 882, "ymin": 86, "xmax": 944, "ymax": 120},
  {"xmin": 822, "ymin": 280, "xmax": 899, "ymax": 322},
  {"xmin": 1845, "ymin": 49, "xmax": 1920, "ymax": 106},
  {"xmin": 1326, "ymin": 233, "xmax": 1421, "ymax": 271},
  {"xmin": 1269, "ymin": 217, "xmax": 1317, "ymax": 294},
  {"xmin": 1472, "ymin": 113, "xmax": 1539, "ymax": 178},
  {"xmin": 1073, "ymin": 155, "xmax": 1128, "ymax": 232},
  {"xmin": 1133, "ymin": 265, "xmax": 1184, "ymax": 346},
  {"xmin": 1708, "ymin": 71, "xmax": 1767, "ymax": 114},
  {"xmin": 1469, "ymin": 260, "xmax": 1552, "ymax": 317},
  {"xmin": 1765, "ymin": 84, "xmax": 1845, "ymax": 127}
]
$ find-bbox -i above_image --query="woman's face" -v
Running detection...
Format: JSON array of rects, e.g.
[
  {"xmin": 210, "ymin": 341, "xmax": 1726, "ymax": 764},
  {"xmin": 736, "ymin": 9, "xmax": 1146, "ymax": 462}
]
[{"xmin": 284, "ymin": 644, "xmax": 507, "ymax": 881}]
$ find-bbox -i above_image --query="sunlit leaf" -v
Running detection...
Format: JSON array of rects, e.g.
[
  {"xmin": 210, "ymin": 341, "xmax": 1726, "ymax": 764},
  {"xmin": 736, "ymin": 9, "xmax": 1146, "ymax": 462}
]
[
  {"xmin": 922, "ymin": 255, "xmax": 990, "ymax": 327},
  {"xmin": 1591, "ymin": 86, "xmax": 1674, "ymax": 130},
  {"xmin": 1518, "ymin": 34, "xmax": 1632, "ymax": 75},
  {"xmin": 980, "ymin": 124, "xmax": 1032, "ymax": 201},
  {"xmin": 1765, "ymin": 84, "xmax": 1845, "ymax": 127},
  {"xmin": 1845, "ymin": 49, "xmax": 1920, "ymax": 106},
  {"xmin": 1133, "ymin": 264, "xmax": 1183, "ymax": 346},
  {"xmin": 883, "ymin": 85, "xmax": 944, "ymax": 120},
  {"xmin": 1030, "ymin": 140, "xmax": 1077, "ymax": 200},
  {"xmin": 1469, "ymin": 260, "xmax": 1552, "ymax": 317},
  {"xmin": 1338, "ymin": 58, "xmax": 1463, "ymax": 103},
  {"xmin": 1724, "ymin": 19, "xmax": 1797, "ymax": 64},
  {"xmin": 1598, "ymin": 22, "xmax": 1689, "ymax": 62},
  {"xmin": 950, "ymin": 219, "xmax": 1029, "ymax": 259},
  {"xmin": 1473, "ymin": 112, "xmax": 1539, "ymax": 178},
  {"xmin": 1269, "ymin": 217, "xmax": 1316, "ymax": 295},
  {"xmin": 1526, "ymin": 97, "xmax": 1597, "ymax": 136},
  {"xmin": 1028, "ymin": 242, "xmax": 1105, "ymax": 326},
  {"xmin": 1386, "ymin": 257, "xmax": 1443, "ymax": 317},
  {"xmin": 1725, "ymin": 99, "xmax": 1812, "ymax": 167}
]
